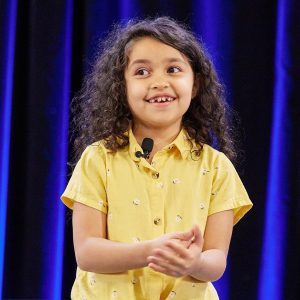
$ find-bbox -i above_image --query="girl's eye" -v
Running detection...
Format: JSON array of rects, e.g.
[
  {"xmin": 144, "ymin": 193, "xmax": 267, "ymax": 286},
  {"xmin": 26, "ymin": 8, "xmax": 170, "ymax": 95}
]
[
  {"xmin": 135, "ymin": 68, "xmax": 149, "ymax": 76},
  {"xmin": 168, "ymin": 66, "xmax": 181, "ymax": 73}
]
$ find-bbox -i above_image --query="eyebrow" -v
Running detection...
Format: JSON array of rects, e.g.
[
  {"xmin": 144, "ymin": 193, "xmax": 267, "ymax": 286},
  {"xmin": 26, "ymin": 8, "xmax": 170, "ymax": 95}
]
[{"xmin": 128, "ymin": 57, "xmax": 188, "ymax": 67}]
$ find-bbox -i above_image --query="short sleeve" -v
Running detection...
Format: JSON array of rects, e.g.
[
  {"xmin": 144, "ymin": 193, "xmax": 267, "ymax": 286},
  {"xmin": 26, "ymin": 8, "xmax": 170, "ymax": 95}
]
[
  {"xmin": 208, "ymin": 152, "xmax": 253, "ymax": 225},
  {"xmin": 61, "ymin": 144, "xmax": 108, "ymax": 214}
]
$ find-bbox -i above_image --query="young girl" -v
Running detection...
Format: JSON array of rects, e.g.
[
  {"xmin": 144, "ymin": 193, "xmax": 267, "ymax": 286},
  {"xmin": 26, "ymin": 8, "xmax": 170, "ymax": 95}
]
[{"xmin": 61, "ymin": 17, "xmax": 252, "ymax": 300}]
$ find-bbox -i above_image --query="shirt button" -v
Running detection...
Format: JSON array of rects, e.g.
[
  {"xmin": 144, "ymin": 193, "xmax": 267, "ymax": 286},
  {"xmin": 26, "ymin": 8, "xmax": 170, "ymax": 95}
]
[
  {"xmin": 152, "ymin": 172, "xmax": 159, "ymax": 179},
  {"xmin": 154, "ymin": 217, "xmax": 161, "ymax": 225},
  {"xmin": 131, "ymin": 277, "xmax": 138, "ymax": 284},
  {"xmin": 175, "ymin": 214, "xmax": 182, "ymax": 222}
]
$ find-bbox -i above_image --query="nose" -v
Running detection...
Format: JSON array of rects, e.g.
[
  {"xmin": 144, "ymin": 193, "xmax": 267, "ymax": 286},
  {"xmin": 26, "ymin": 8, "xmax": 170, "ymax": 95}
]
[{"xmin": 150, "ymin": 76, "xmax": 170, "ymax": 89}]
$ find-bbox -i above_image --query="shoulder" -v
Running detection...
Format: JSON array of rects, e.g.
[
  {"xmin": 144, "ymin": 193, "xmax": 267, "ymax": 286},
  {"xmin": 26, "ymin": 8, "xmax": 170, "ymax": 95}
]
[
  {"xmin": 201, "ymin": 144, "xmax": 230, "ymax": 165},
  {"xmin": 83, "ymin": 140, "xmax": 112, "ymax": 156},
  {"xmin": 77, "ymin": 141, "xmax": 110, "ymax": 166},
  {"xmin": 199, "ymin": 144, "xmax": 238, "ymax": 178}
]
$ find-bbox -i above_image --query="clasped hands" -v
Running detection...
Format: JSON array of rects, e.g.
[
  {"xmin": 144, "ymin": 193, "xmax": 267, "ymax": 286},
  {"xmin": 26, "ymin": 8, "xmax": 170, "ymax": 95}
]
[{"xmin": 147, "ymin": 225, "xmax": 204, "ymax": 278}]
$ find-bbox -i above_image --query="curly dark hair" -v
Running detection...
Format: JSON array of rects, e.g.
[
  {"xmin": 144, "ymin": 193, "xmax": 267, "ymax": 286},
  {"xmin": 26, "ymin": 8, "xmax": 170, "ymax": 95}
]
[{"xmin": 71, "ymin": 16, "xmax": 238, "ymax": 162}]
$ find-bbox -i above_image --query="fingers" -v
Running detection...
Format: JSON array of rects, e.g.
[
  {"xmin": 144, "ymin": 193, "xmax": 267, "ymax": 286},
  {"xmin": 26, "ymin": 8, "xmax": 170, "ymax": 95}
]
[
  {"xmin": 164, "ymin": 240, "xmax": 190, "ymax": 258},
  {"xmin": 147, "ymin": 241, "xmax": 191, "ymax": 276},
  {"xmin": 173, "ymin": 225, "xmax": 203, "ymax": 248},
  {"xmin": 151, "ymin": 242, "xmax": 188, "ymax": 263},
  {"xmin": 148, "ymin": 262, "xmax": 181, "ymax": 277},
  {"xmin": 172, "ymin": 228, "xmax": 194, "ymax": 241},
  {"xmin": 154, "ymin": 226, "xmax": 202, "ymax": 256},
  {"xmin": 147, "ymin": 248, "xmax": 187, "ymax": 277},
  {"xmin": 148, "ymin": 252, "xmax": 182, "ymax": 272}
]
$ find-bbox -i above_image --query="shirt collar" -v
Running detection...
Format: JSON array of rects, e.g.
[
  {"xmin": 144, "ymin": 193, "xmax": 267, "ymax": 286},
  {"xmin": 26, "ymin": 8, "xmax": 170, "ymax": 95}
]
[
  {"xmin": 128, "ymin": 129, "xmax": 144, "ymax": 162},
  {"xmin": 128, "ymin": 127, "xmax": 199, "ymax": 161}
]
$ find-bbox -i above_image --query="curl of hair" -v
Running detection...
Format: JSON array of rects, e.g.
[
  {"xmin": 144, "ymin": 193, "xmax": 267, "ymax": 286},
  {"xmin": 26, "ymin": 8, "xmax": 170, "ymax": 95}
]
[{"xmin": 71, "ymin": 16, "xmax": 238, "ymax": 163}]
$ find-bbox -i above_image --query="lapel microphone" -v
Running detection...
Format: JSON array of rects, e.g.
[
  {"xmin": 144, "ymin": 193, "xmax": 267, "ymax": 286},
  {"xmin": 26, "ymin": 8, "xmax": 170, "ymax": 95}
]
[{"xmin": 135, "ymin": 138, "xmax": 154, "ymax": 159}]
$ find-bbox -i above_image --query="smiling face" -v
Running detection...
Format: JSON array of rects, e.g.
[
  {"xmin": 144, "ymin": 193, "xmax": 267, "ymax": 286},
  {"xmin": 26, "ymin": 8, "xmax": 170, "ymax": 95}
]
[{"xmin": 124, "ymin": 37, "xmax": 196, "ymax": 135}]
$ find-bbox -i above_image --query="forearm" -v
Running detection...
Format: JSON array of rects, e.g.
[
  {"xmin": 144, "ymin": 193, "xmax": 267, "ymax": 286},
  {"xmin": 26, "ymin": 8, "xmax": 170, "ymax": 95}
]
[
  {"xmin": 189, "ymin": 249, "xmax": 227, "ymax": 282},
  {"xmin": 76, "ymin": 237, "xmax": 151, "ymax": 273}
]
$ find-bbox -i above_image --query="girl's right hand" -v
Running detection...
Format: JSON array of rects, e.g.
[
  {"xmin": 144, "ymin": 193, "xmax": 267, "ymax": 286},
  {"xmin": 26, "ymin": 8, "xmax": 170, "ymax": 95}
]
[{"xmin": 149, "ymin": 228, "xmax": 195, "ymax": 256}]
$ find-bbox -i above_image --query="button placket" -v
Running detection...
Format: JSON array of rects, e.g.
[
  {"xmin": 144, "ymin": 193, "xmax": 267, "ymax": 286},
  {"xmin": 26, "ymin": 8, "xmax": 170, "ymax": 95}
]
[{"xmin": 148, "ymin": 157, "xmax": 164, "ymax": 235}]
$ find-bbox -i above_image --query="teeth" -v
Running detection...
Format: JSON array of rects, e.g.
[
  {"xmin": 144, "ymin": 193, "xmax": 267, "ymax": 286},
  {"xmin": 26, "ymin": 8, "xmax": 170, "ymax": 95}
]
[{"xmin": 148, "ymin": 97, "xmax": 175, "ymax": 103}]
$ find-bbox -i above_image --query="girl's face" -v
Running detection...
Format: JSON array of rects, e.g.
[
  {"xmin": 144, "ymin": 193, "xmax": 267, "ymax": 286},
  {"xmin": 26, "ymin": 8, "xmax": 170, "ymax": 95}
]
[{"xmin": 124, "ymin": 37, "xmax": 196, "ymax": 133}]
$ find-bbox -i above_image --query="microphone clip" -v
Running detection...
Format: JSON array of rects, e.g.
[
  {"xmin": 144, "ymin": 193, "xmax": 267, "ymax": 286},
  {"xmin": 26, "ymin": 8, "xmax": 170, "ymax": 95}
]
[
  {"xmin": 135, "ymin": 138, "xmax": 154, "ymax": 159},
  {"xmin": 135, "ymin": 150, "xmax": 150, "ymax": 159}
]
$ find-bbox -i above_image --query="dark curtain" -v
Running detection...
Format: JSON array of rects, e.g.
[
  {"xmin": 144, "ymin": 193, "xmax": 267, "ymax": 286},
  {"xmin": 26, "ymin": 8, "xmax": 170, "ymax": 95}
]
[{"xmin": 0, "ymin": 0, "xmax": 299, "ymax": 299}]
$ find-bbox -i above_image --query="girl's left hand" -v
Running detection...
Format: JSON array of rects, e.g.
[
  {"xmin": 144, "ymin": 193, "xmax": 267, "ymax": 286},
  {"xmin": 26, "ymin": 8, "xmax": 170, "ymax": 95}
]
[{"xmin": 147, "ymin": 225, "xmax": 204, "ymax": 277}]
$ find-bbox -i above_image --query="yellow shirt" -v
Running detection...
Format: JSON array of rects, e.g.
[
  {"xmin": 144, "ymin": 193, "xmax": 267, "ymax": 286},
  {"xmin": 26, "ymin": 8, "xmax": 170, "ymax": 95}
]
[{"xmin": 61, "ymin": 129, "xmax": 252, "ymax": 300}]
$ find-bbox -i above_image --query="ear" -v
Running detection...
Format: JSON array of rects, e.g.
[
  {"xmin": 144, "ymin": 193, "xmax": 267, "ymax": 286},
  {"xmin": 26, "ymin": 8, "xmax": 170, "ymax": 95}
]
[{"xmin": 192, "ymin": 75, "xmax": 200, "ymax": 99}]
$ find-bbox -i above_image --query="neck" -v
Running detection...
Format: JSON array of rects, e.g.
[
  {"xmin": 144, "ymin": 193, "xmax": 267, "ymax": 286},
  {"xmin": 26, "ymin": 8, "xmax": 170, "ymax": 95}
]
[{"xmin": 132, "ymin": 123, "xmax": 181, "ymax": 155}]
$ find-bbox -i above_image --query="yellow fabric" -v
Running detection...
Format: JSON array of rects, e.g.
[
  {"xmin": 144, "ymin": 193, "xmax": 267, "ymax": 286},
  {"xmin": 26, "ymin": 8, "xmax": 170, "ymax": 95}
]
[{"xmin": 61, "ymin": 129, "xmax": 253, "ymax": 300}]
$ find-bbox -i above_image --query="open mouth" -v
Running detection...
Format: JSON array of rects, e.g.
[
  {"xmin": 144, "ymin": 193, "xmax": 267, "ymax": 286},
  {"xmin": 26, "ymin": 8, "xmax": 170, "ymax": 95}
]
[{"xmin": 146, "ymin": 96, "xmax": 176, "ymax": 103}]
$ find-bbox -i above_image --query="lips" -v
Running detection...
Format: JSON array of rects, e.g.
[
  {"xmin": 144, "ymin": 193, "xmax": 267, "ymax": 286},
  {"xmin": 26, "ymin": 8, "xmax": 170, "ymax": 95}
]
[{"xmin": 146, "ymin": 96, "xmax": 176, "ymax": 103}]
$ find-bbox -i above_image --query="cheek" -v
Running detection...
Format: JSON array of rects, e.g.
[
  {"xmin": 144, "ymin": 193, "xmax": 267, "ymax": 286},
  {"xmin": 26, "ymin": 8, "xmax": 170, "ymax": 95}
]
[
  {"xmin": 179, "ymin": 82, "xmax": 195, "ymax": 98},
  {"xmin": 177, "ymin": 75, "xmax": 194, "ymax": 91},
  {"xmin": 126, "ymin": 85, "xmax": 143, "ymax": 113},
  {"xmin": 125, "ymin": 82, "xmax": 135, "ymax": 103},
  {"xmin": 127, "ymin": 82, "xmax": 146, "ymax": 101}
]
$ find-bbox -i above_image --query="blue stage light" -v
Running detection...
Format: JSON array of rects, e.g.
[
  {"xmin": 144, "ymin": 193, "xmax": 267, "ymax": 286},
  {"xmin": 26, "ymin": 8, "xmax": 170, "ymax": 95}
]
[
  {"xmin": 0, "ymin": 0, "xmax": 18, "ymax": 298},
  {"xmin": 258, "ymin": 1, "xmax": 290, "ymax": 299},
  {"xmin": 41, "ymin": 1, "xmax": 73, "ymax": 299}
]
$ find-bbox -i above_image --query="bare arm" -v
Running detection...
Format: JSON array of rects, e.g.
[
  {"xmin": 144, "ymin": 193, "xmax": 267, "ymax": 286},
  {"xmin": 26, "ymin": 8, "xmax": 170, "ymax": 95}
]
[
  {"xmin": 147, "ymin": 210, "xmax": 234, "ymax": 282},
  {"xmin": 189, "ymin": 209, "xmax": 233, "ymax": 281},
  {"xmin": 73, "ymin": 202, "xmax": 194, "ymax": 273}
]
